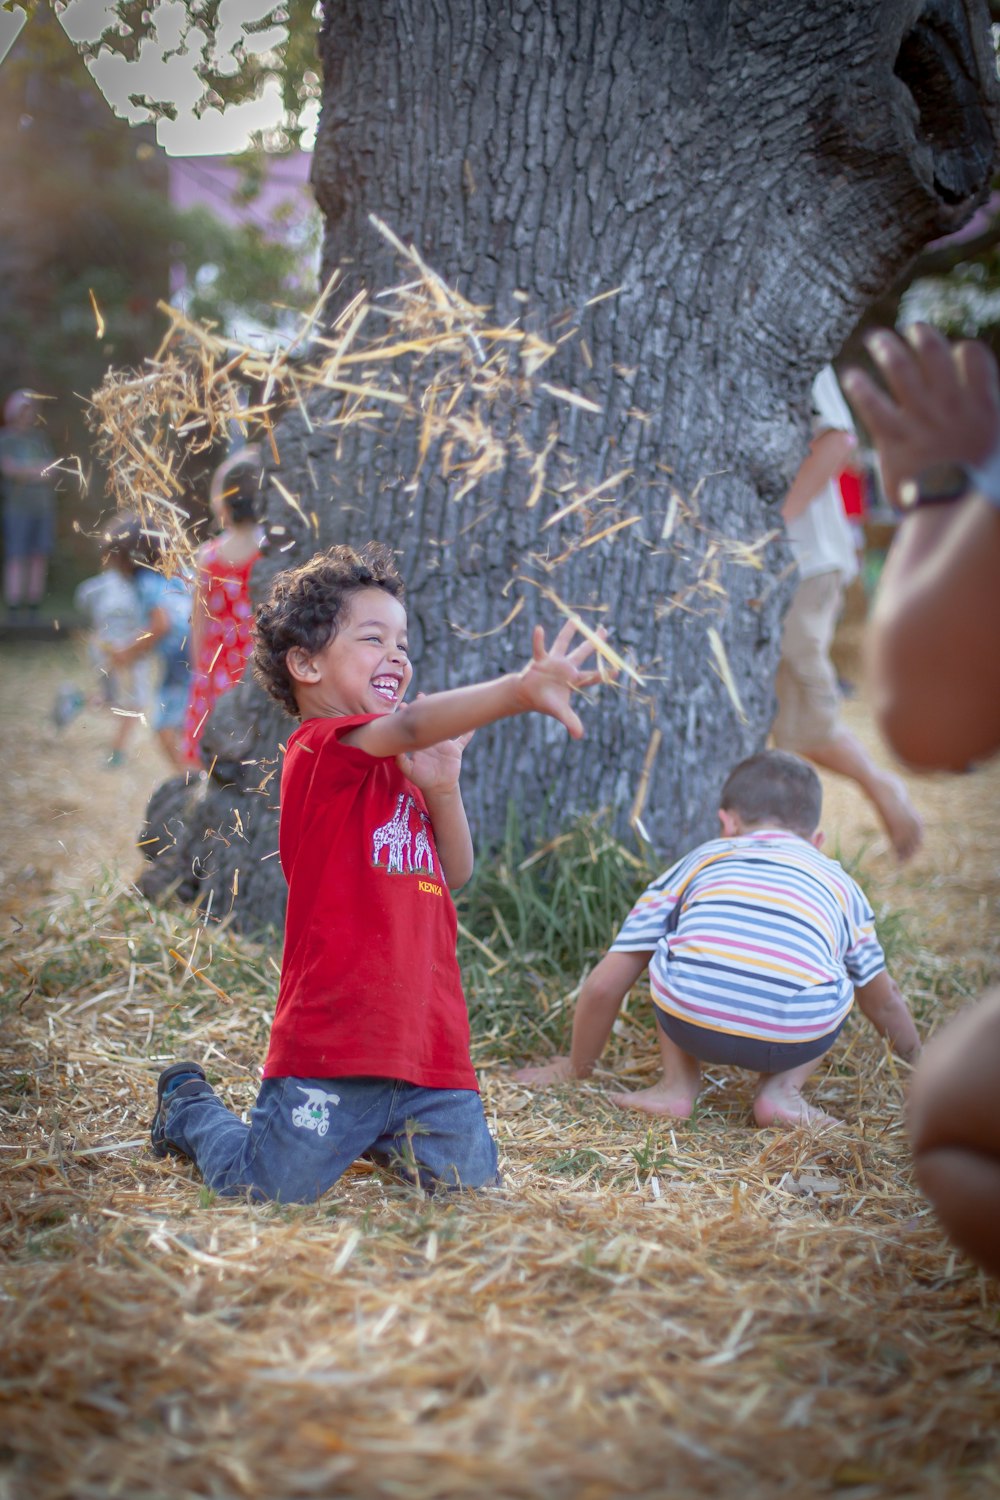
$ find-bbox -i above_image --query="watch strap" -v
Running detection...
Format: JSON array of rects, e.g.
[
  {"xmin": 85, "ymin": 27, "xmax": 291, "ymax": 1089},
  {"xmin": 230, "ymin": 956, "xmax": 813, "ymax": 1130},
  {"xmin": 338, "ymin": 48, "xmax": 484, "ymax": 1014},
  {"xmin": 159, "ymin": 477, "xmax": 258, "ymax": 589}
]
[
  {"xmin": 968, "ymin": 440, "xmax": 1000, "ymax": 510},
  {"xmin": 900, "ymin": 462, "xmax": 971, "ymax": 510}
]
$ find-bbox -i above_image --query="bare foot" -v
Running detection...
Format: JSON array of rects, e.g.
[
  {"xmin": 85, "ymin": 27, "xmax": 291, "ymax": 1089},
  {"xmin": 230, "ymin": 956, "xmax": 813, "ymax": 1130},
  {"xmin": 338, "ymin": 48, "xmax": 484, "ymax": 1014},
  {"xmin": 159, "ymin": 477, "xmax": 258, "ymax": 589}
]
[
  {"xmin": 872, "ymin": 771, "xmax": 924, "ymax": 862},
  {"xmin": 753, "ymin": 1085, "xmax": 841, "ymax": 1130},
  {"xmin": 608, "ymin": 1081, "xmax": 699, "ymax": 1118}
]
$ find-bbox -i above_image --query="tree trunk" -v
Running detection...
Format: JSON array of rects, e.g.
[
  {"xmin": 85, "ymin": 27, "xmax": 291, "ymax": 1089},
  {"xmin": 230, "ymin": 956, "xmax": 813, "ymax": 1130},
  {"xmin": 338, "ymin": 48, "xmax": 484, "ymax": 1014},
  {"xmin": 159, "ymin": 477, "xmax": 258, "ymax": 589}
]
[{"xmin": 142, "ymin": 0, "xmax": 999, "ymax": 932}]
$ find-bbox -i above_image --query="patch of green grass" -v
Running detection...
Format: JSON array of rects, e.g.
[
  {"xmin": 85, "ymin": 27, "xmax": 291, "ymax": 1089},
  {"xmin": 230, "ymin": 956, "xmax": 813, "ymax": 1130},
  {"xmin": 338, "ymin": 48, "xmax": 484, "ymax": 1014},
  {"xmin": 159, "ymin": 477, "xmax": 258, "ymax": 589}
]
[
  {"xmin": 547, "ymin": 1147, "xmax": 610, "ymax": 1178},
  {"xmin": 3, "ymin": 870, "xmax": 275, "ymax": 1048},
  {"xmin": 457, "ymin": 806, "xmax": 653, "ymax": 1058},
  {"xmin": 628, "ymin": 1128, "xmax": 677, "ymax": 1176}
]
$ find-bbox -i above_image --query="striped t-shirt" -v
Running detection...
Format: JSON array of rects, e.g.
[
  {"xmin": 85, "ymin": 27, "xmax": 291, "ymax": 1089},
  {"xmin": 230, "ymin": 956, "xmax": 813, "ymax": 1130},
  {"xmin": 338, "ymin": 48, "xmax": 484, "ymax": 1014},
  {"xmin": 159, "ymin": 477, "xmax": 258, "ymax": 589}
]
[{"xmin": 610, "ymin": 830, "xmax": 885, "ymax": 1044}]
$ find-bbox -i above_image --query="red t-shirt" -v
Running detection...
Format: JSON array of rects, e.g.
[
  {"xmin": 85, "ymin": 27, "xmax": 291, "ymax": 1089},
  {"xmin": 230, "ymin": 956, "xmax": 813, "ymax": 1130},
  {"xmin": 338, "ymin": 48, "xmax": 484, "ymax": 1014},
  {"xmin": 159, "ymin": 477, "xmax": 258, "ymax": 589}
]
[{"xmin": 263, "ymin": 714, "xmax": 477, "ymax": 1091}]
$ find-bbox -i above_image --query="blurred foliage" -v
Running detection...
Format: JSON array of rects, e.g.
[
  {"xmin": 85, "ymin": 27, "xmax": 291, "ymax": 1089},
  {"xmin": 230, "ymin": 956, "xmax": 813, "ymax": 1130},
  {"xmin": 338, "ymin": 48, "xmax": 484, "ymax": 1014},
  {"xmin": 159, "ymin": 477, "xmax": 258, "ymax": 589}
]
[
  {"xmin": 54, "ymin": 0, "xmax": 323, "ymax": 152},
  {"xmin": 23, "ymin": 0, "xmax": 1000, "ymax": 341},
  {"xmin": 0, "ymin": 4, "xmax": 317, "ymax": 594}
]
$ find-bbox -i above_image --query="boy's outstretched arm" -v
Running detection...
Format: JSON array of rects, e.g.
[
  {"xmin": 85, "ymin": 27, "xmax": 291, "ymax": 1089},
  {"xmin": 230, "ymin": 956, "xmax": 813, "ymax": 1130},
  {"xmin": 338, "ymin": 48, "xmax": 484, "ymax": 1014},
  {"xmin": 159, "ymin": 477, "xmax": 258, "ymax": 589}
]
[
  {"xmin": 515, "ymin": 950, "xmax": 653, "ymax": 1085},
  {"xmin": 342, "ymin": 620, "xmax": 607, "ymax": 759},
  {"xmin": 855, "ymin": 971, "xmax": 921, "ymax": 1064}
]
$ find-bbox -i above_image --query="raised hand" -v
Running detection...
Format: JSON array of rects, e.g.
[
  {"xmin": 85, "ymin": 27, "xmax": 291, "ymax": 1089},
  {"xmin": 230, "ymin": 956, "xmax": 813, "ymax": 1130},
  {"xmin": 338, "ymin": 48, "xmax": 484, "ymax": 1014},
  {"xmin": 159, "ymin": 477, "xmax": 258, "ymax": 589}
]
[
  {"xmin": 842, "ymin": 323, "xmax": 1000, "ymax": 508},
  {"xmin": 397, "ymin": 698, "xmax": 474, "ymax": 794},
  {"xmin": 514, "ymin": 621, "xmax": 607, "ymax": 739}
]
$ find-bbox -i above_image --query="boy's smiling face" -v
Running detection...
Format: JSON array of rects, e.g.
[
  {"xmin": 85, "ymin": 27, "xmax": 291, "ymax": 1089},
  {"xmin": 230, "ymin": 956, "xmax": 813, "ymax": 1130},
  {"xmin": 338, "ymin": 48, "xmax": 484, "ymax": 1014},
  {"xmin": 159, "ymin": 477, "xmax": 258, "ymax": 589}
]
[{"xmin": 288, "ymin": 586, "xmax": 413, "ymax": 719}]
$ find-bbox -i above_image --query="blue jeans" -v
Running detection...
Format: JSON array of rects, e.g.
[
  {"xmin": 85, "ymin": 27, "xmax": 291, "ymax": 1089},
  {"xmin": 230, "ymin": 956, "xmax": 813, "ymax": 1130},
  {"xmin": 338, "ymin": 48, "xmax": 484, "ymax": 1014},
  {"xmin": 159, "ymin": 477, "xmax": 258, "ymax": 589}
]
[{"xmin": 163, "ymin": 1074, "xmax": 500, "ymax": 1203}]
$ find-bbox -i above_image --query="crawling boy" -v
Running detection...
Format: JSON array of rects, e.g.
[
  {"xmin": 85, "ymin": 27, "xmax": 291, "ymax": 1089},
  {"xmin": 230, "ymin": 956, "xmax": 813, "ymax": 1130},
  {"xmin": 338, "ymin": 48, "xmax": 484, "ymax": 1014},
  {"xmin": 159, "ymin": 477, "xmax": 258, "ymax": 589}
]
[
  {"xmin": 150, "ymin": 542, "xmax": 605, "ymax": 1200},
  {"xmin": 517, "ymin": 750, "xmax": 920, "ymax": 1127}
]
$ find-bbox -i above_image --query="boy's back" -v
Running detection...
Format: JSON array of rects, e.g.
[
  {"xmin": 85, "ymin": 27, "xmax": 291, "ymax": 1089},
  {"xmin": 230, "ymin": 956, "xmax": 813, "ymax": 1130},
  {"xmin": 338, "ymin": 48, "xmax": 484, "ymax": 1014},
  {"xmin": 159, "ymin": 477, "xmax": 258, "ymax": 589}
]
[
  {"xmin": 517, "ymin": 750, "xmax": 918, "ymax": 1129},
  {"xmin": 611, "ymin": 829, "xmax": 884, "ymax": 1044}
]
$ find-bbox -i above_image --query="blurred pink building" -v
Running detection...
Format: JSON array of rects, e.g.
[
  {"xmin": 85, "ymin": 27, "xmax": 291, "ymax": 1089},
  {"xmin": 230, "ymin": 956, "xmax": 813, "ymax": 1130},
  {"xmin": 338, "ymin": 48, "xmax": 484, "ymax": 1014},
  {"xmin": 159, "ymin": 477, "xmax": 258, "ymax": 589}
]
[{"xmin": 166, "ymin": 151, "xmax": 316, "ymax": 305}]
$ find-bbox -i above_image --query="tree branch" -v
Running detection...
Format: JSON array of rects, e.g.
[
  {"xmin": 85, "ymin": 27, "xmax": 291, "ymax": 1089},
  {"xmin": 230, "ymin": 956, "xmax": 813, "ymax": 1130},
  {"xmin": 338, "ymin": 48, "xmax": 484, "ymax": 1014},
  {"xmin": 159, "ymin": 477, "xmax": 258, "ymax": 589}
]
[{"xmin": 910, "ymin": 209, "xmax": 1000, "ymax": 278}]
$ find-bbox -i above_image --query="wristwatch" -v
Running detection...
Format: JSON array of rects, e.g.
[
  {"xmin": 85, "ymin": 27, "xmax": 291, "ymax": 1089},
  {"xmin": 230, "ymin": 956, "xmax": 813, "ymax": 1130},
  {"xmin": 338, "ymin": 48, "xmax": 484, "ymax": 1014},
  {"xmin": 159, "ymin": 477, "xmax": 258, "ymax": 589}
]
[
  {"xmin": 899, "ymin": 462, "xmax": 972, "ymax": 510},
  {"xmin": 899, "ymin": 438, "xmax": 1000, "ymax": 511}
]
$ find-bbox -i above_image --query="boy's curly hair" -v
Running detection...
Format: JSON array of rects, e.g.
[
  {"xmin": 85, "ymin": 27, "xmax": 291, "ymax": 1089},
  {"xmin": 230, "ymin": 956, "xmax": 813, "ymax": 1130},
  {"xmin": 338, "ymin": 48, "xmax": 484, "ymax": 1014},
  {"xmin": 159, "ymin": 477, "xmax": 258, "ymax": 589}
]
[{"xmin": 252, "ymin": 542, "xmax": 405, "ymax": 718}]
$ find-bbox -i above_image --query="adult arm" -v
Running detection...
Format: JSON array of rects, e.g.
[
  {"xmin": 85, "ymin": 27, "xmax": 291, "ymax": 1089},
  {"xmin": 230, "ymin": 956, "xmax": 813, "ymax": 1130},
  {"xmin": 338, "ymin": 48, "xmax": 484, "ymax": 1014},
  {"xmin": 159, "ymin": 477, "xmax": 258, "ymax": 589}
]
[
  {"xmin": 514, "ymin": 950, "xmax": 653, "ymax": 1084},
  {"xmin": 855, "ymin": 970, "xmax": 921, "ymax": 1064},
  {"xmin": 907, "ymin": 988, "xmax": 1000, "ymax": 1278},
  {"xmin": 842, "ymin": 324, "xmax": 1000, "ymax": 768},
  {"xmin": 866, "ymin": 495, "xmax": 1000, "ymax": 768}
]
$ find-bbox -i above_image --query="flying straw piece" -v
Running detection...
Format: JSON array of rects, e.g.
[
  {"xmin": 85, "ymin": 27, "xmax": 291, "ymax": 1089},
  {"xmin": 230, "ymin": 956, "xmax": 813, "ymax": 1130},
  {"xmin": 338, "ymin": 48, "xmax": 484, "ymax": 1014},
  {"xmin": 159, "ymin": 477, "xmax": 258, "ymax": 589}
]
[
  {"xmin": 315, "ymin": 377, "xmax": 407, "ymax": 405},
  {"xmin": 542, "ymin": 469, "xmax": 632, "ymax": 530},
  {"xmin": 456, "ymin": 921, "xmax": 505, "ymax": 972},
  {"xmin": 578, "ymin": 515, "xmax": 642, "ymax": 549},
  {"xmin": 270, "ymin": 475, "xmax": 316, "ymax": 535},
  {"xmin": 584, "ymin": 285, "xmax": 624, "ymax": 307},
  {"xmin": 89, "ymin": 289, "xmax": 105, "ymax": 339},
  {"xmin": 451, "ymin": 596, "xmax": 525, "ymax": 639},
  {"xmin": 167, "ymin": 950, "xmax": 233, "ymax": 1003},
  {"xmin": 525, "ymin": 428, "xmax": 559, "ymax": 509},
  {"xmin": 539, "ymin": 383, "xmax": 603, "ymax": 414},
  {"xmin": 528, "ymin": 581, "xmax": 644, "ymax": 685},
  {"xmin": 630, "ymin": 727, "xmax": 663, "ymax": 833},
  {"xmin": 707, "ymin": 626, "xmax": 748, "ymax": 724}
]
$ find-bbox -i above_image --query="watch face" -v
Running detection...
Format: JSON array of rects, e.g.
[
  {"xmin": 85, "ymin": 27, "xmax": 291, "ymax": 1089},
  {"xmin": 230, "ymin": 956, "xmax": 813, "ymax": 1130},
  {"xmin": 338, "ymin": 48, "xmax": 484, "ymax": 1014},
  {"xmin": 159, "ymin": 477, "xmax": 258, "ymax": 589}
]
[{"xmin": 901, "ymin": 462, "xmax": 970, "ymax": 509}]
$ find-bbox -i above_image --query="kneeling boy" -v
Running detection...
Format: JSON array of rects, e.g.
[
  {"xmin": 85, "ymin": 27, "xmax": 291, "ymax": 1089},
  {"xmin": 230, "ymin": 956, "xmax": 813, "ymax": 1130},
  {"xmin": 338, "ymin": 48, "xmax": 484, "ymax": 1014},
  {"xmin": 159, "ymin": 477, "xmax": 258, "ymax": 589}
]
[
  {"xmin": 517, "ymin": 750, "xmax": 920, "ymax": 1127},
  {"xmin": 150, "ymin": 542, "xmax": 606, "ymax": 1200}
]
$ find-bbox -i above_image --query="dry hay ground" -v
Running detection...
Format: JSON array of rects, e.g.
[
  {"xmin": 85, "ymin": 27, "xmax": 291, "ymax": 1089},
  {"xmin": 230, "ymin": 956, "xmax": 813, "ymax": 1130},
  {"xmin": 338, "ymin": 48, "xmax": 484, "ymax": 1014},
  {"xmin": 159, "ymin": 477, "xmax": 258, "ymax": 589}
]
[{"xmin": 1, "ymin": 637, "xmax": 999, "ymax": 1500}]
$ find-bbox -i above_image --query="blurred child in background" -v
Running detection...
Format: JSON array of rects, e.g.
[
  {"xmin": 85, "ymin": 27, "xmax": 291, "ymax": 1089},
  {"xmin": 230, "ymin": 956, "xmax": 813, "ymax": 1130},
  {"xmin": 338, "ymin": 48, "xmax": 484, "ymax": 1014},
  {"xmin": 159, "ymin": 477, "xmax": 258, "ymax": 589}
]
[
  {"xmin": 181, "ymin": 452, "xmax": 263, "ymax": 764},
  {"xmin": 108, "ymin": 518, "xmax": 192, "ymax": 772},
  {"xmin": 62, "ymin": 520, "xmax": 152, "ymax": 767}
]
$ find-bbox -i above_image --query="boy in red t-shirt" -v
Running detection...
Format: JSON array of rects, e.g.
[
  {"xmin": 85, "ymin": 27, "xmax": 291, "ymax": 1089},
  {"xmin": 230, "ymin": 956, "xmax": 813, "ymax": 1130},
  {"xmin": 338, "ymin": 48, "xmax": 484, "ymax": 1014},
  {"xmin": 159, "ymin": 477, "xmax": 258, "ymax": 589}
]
[{"xmin": 150, "ymin": 542, "xmax": 606, "ymax": 1201}]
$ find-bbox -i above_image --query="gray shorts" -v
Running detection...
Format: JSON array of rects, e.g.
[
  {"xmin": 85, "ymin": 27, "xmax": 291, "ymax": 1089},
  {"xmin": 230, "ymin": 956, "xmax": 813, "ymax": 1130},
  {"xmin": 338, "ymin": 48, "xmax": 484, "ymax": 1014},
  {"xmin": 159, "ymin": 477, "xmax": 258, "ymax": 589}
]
[{"xmin": 655, "ymin": 1007, "xmax": 845, "ymax": 1074}]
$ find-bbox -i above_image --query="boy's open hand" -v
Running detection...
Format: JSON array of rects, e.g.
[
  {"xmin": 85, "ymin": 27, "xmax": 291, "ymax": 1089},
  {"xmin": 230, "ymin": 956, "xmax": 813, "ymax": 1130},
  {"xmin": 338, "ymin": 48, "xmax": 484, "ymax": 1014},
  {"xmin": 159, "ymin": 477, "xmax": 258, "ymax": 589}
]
[
  {"xmin": 516, "ymin": 621, "xmax": 607, "ymax": 739},
  {"xmin": 513, "ymin": 1055, "xmax": 577, "ymax": 1085},
  {"xmin": 397, "ymin": 697, "xmax": 474, "ymax": 794}
]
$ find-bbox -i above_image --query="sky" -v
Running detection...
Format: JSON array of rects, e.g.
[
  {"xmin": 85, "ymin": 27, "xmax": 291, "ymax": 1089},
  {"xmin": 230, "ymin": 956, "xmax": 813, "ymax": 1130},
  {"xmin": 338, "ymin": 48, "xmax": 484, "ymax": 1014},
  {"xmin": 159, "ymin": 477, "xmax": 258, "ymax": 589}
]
[{"xmin": 0, "ymin": 0, "xmax": 317, "ymax": 154}]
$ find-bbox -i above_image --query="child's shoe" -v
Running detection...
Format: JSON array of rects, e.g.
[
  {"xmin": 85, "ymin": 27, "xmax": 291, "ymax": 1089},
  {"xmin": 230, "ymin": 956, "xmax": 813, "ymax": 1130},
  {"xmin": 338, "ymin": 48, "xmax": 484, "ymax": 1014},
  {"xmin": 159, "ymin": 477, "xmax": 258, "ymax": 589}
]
[
  {"xmin": 150, "ymin": 1061, "xmax": 211, "ymax": 1158},
  {"xmin": 52, "ymin": 684, "xmax": 85, "ymax": 728}
]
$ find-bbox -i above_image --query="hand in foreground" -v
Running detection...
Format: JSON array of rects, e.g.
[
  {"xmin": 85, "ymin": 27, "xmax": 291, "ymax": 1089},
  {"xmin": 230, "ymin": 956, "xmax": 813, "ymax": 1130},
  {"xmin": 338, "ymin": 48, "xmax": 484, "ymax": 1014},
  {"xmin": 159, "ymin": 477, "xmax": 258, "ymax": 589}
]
[
  {"xmin": 515, "ymin": 621, "xmax": 608, "ymax": 739},
  {"xmin": 396, "ymin": 696, "xmax": 474, "ymax": 794},
  {"xmin": 841, "ymin": 323, "xmax": 1000, "ymax": 508},
  {"xmin": 513, "ymin": 1055, "xmax": 577, "ymax": 1085}
]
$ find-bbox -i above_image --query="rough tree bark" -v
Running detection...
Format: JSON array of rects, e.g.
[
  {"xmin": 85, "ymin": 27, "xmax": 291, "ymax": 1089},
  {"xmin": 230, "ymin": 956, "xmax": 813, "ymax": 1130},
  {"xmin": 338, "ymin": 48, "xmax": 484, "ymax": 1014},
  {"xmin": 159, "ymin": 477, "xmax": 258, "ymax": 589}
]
[{"xmin": 142, "ymin": 0, "xmax": 999, "ymax": 932}]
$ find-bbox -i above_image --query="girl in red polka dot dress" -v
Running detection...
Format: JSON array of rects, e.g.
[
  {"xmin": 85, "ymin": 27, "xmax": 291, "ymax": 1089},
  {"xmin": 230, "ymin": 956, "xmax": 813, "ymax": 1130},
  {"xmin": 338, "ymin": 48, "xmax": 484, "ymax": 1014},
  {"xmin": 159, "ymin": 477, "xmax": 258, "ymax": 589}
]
[{"xmin": 181, "ymin": 453, "xmax": 264, "ymax": 764}]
